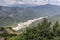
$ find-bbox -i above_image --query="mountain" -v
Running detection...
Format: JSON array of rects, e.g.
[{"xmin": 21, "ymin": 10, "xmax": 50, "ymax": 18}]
[
  {"xmin": 50, "ymin": 14, "xmax": 60, "ymax": 22},
  {"xmin": 9, "ymin": 4, "xmax": 36, "ymax": 7},
  {"xmin": 0, "ymin": 4, "xmax": 60, "ymax": 27}
]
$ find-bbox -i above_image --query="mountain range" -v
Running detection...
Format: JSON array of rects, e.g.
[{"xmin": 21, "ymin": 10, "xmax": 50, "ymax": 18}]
[{"xmin": 0, "ymin": 4, "xmax": 60, "ymax": 27}]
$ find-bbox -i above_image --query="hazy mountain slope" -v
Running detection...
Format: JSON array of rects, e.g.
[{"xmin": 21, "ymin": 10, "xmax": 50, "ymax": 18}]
[
  {"xmin": 50, "ymin": 14, "xmax": 60, "ymax": 22},
  {"xmin": 0, "ymin": 16, "xmax": 17, "ymax": 27},
  {"xmin": 0, "ymin": 4, "xmax": 60, "ymax": 27}
]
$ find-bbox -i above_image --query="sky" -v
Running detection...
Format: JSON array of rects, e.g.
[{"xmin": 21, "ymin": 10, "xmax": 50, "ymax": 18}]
[{"xmin": 0, "ymin": 0, "xmax": 60, "ymax": 6}]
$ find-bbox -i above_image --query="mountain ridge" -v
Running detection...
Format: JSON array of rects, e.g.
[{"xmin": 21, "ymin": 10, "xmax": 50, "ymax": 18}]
[{"xmin": 0, "ymin": 4, "xmax": 60, "ymax": 27}]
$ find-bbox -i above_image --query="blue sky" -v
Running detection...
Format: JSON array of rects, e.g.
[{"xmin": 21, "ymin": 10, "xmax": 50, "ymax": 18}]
[{"xmin": 0, "ymin": 0, "xmax": 60, "ymax": 6}]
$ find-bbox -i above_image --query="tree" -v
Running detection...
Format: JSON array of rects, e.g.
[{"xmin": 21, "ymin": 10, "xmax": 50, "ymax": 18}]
[
  {"xmin": 3, "ymin": 18, "xmax": 60, "ymax": 40},
  {"xmin": 18, "ymin": 18, "xmax": 54, "ymax": 40}
]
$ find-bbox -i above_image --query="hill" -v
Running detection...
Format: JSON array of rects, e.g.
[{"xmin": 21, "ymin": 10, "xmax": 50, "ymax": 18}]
[
  {"xmin": 50, "ymin": 14, "xmax": 60, "ymax": 22},
  {"xmin": 0, "ymin": 4, "xmax": 60, "ymax": 27}
]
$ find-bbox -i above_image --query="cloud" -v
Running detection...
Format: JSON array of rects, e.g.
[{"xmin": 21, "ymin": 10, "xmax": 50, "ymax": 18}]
[
  {"xmin": 0, "ymin": 0, "xmax": 48, "ymax": 6},
  {"xmin": 13, "ymin": 0, "xmax": 48, "ymax": 5},
  {"xmin": 0, "ymin": 0, "xmax": 16, "ymax": 6},
  {"xmin": 0, "ymin": 0, "xmax": 60, "ymax": 6},
  {"xmin": 48, "ymin": 0, "xmax": 60, "ymax": 5}
]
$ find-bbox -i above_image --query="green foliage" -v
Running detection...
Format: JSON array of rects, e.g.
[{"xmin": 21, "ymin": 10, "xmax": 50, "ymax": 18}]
[
  {"xmin": 18, "ymin": 18, "xmax": 60, "ymax": 40},
  {"xmin": 1, "ymin": 18, "xmax": 60, "ymax": 40},
  {"xmin": 6, "ymin": 36, "xmax": 20, "ymax": 40}
]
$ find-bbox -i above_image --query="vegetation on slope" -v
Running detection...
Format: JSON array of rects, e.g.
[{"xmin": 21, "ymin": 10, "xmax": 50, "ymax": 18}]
[
  {"xmin": 0, "ymin": 18, "xmax": 60, "ymax": 40},
  {"xmin": 0, "ymin": 16, "xmax": 18, "ymax": 27}
]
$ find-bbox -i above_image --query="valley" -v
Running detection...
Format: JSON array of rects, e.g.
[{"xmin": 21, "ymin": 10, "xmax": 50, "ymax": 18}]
[
  {"xmin": 0, "ymin": 4, "xmax": 60, "ymax": 27},
  {"xmin": 0, "ymin": 4, "xmax": 60, "ymax": 40}
]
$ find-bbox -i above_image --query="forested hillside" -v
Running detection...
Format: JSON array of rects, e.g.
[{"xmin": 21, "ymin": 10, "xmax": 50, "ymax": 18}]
[
  {"xmin": 0, "ymin": 18, "xmax": 60, "ymax": 40},
  {"xmin": 0, "ymin": 4, "xmax": 60, "ymax": 27}
]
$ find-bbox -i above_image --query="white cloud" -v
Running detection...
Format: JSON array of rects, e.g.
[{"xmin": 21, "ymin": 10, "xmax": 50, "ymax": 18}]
[
  {"xmin": 0, "ymin": 0, "xmax": 16, "ymax": 6},
  {"xmin": 0, "ymin": 0, "xmax": 60, "ymax": 6},
  {"xmin": 15, "ymin": 0, "xmax": 48, "ymax": 5},
  {"xmin": 48, "ymin": 0, "xmax": 60, "ymax": 5},
  {"xmin": 0, "ymin": 0, "xmax": 48, "ymax": 6}
]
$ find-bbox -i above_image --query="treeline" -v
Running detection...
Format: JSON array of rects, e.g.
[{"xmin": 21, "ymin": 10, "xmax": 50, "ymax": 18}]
[{"xmin": 1, "ymin": 18, "xmax": 60, "ymax": 40}]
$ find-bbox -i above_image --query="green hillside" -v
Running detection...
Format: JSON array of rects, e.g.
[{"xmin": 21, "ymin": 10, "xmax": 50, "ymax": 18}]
[
  {"xmin": 50, "ymin": 14, "xmax": 60, "ymax": 23},
  {"xmin": 0, "ymin": 16, "xmax": 17, "ymax": 27},
  {"xmin": 0, "ymin": 4, "xmax": 60, "ymax": 27},
  {"xmin": 0, "ymin": 18, "xmax": 60, "ymax": 40}
]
